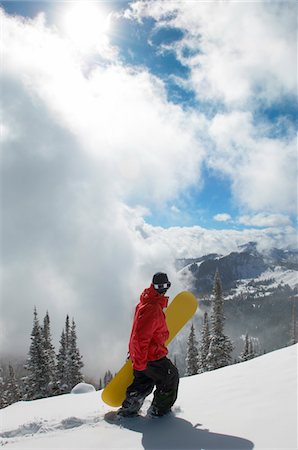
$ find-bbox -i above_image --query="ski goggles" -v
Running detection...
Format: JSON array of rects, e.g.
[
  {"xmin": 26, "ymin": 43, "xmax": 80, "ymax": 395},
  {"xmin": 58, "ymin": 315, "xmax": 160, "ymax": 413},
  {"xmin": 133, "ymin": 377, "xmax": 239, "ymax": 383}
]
[{"xmin": 153, "ymin": 282, "xmax": 171, "ymax": 290}]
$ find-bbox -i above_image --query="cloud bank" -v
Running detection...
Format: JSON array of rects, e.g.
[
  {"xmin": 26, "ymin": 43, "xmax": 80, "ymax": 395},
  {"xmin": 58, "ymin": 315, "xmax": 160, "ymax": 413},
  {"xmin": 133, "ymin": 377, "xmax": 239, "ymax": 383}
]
[
  {"xmin": 126, "ymin": 0, "xmax": 297, "ymax": 216},
  {"xmin": 0, "ymin": 7, "xmax": 203, "ymax": 375}
]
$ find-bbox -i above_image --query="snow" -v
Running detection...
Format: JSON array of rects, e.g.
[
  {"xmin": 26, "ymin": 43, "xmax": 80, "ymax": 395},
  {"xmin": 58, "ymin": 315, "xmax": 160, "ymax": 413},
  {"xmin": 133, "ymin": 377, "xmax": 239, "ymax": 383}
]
[
  {"xmin": 1, "ymin": 345, "xmax": 297, "ymax": 449},
  {"xmin": 257, "ymin": 267, "xmax": 298, "ymax": 289},
  {"xmin": 225, "ymin": 266, "xmax": 298, "ymax": 300},
  {"xmin": 71, "ymin": 383, "xmax": 96, "ymax": 394}
]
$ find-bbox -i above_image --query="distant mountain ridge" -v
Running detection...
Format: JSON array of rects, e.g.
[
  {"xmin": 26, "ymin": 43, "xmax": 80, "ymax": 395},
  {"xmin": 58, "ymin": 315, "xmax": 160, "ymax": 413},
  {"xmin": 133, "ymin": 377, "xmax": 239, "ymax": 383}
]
[{"xmin": 177, "ymin": 242, "xmax": 298, "ymax": 298}]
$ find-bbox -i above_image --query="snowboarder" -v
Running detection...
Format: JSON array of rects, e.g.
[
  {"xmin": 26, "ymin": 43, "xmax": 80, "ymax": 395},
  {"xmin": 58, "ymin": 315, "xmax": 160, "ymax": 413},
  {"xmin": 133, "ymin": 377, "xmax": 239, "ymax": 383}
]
[{"xmin": 117, "ymin": 272, "xmax": 179, "ymax": 418}]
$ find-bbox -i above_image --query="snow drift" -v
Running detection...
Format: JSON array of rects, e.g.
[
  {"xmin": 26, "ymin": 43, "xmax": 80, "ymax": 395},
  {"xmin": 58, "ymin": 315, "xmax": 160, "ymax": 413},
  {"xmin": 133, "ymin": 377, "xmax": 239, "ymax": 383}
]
[
  {"xmin": 71, "ymin": 383, "xmax": 96, "ymax": 394},
  {"xmin": 0, "ymin": 344, "xmax": 297, "ymax": 449}
]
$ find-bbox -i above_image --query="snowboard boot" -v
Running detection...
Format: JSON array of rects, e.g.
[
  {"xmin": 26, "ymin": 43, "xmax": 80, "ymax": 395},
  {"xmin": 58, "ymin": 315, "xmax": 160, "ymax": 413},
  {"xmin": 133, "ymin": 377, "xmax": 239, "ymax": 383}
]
[
  {"xmin": 147, "ymin": 404, "xmax": 172, "ymax": 418},
  {"xmin": 116, "ymin": 407, "xmax": 139, "ymax": 418},
  {"xmin": 117, "ymin": 393, "xmax": 144, "ymax": 418}
]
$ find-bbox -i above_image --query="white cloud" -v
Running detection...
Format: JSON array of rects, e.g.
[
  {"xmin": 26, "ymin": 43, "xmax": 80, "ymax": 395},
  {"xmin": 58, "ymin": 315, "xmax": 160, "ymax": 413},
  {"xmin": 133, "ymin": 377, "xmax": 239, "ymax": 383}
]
[
  {"xmin": 127, "ymin": 1, "xmax": 297, "ymax": 106},
  {"xmin": 137, "ymin": 221, "xmax": 297, "ymax": 259},
  {"xmin": 214, "ymin": 213, "xmax": 232, "ymax": 222},
  {"xmin": 1, "ymin": 8, "xmax": 206, "ymax": 207},
  {"xmin": 208, "ymin": 111, "xmax": 297, "ymax": 214},
  {"xmin": 0, "ymin": 8, "xmax": 204, "ymax": 376},
  {"xmin": 126, "ymin": 1, "xmax": 297, "ymax": 216},
  {"xmin": 238, "ymin": 213, "xmax": 292, "ymax": 228}
]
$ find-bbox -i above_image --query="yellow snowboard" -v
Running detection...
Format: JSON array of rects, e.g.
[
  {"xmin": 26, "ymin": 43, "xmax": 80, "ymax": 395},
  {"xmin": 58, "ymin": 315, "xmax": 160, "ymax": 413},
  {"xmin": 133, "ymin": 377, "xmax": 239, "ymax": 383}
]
[{"xmin": 101, "ymin": 291, "xmax": 198, "ymax": 407}]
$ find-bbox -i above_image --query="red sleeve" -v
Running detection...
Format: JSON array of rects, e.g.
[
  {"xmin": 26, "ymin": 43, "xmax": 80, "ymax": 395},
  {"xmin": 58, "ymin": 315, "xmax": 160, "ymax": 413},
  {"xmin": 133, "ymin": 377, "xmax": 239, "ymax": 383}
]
[{"xmin": 129, "ymin": 304, "xmax": 157, "ymax": 371}]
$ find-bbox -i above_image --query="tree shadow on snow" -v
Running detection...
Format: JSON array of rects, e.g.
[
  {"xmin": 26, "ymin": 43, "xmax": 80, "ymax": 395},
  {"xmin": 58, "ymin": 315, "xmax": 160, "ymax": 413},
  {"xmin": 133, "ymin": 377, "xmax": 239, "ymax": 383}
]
[{"xmin": 107, "ymin": 413, "xmax": 254, "ymax": 450}]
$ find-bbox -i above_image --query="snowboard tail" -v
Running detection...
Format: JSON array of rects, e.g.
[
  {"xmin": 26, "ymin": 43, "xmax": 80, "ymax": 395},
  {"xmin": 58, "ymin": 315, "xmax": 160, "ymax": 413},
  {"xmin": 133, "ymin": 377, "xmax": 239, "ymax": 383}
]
[{"xmin": 101, "ymin": 291, "xmax": 198, "ymax": 407}]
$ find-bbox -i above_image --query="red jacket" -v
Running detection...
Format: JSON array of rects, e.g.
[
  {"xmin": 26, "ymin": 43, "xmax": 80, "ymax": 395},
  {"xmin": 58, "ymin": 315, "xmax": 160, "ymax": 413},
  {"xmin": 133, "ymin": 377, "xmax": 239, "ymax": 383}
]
[{"xmin": 129, "ymin": 285, "xmax": 169, "ymax": 371}]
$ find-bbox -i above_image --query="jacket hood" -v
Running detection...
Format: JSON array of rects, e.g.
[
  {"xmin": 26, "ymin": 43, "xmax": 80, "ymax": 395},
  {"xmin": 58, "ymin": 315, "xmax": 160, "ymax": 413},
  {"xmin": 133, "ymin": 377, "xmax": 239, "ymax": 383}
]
[{"xmin": 140, "ymin": 285, "xmax": 169, "ymax": 309}]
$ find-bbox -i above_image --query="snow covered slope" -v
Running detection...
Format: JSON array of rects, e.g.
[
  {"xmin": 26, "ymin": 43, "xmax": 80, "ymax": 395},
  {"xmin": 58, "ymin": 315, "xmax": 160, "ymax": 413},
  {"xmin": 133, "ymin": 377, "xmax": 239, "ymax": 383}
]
[
  {"xmin": 225, "ymin": 266, "xmax": 298, "ymax": 300},
  {"xmin": 1, "ymin": 345, "xmax": 297, "ymax": 450},
  {"xmin": 179, "ymin": 245, "xmax": 298, "ymax": 298}
]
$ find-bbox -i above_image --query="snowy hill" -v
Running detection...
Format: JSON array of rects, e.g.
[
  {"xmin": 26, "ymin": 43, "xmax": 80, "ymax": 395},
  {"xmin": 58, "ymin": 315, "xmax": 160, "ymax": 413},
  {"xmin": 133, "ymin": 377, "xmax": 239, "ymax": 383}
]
[
  {"xmin": 178, "ymin": 244, "xmax": 298, "ymax": 297},
  {"xmin": 1, "ymin": 344, "xmax": 297, "ymax": 450}
]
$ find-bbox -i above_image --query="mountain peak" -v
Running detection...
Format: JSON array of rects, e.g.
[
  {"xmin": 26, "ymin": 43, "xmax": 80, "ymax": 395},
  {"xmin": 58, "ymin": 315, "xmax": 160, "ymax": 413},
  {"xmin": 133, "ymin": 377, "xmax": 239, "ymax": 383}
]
[{"xmin": 238, "ymin": 241, "xmax": 258, "ymax": 254}]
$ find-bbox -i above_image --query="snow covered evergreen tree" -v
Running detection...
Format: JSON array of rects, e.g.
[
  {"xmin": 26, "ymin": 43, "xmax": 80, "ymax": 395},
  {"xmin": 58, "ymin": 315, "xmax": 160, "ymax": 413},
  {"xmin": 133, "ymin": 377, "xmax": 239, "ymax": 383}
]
[
  {"xmin": 206, "ymin": 270, "xmax": 233, "ymax": 371},
  {"xmin": 65, "ymin": 315, "xmax": 71, "ymax": 350},
  {"xmin": 103, "ymin": 370, "xmax": 113, "ymax": 387},
  {"xmin": 240, "ymin": 334, "xmax": 250, "ymax": 362},
  {"xmin": 42, "ymin": 311, "xmax": 57, "ymax": 395},
  {"xmin": 56, "ymin": 316, "xmax": 84, "ymax": 393},
  {"xmin": 24, "ymin": 307, "xmax": 49, "ymax": 399},
  {"xmin": 289, "ymin": 301, "xmax": 297, "ymax": 345},
  {"xmin": 239, "ymin": 334, "xmax": 255, "ymax": 362},
  {"xmin": 199, "ymin": 311, "xmax": 211, "ymax": 373},
  {"xmin": 68, "ymin": 318, "xmax": 84, "ymax": 388},
  {"xmin": 56, "ymin": 329, "xmax": 69, "ymax": 393},
  {"xmin": 185, "ymin": 323, "xmax": 199, "ymax": 376},
  {"xmin": 248, "ymin": 338, "xmax": 256, "ymax": 359},
  {"xmin": 4, "ymin": 364, "xmax": 21, "ymax": 406},
  {"xmin": 0, "ymin": 367, "xmax": 7, "ymax": 409}
]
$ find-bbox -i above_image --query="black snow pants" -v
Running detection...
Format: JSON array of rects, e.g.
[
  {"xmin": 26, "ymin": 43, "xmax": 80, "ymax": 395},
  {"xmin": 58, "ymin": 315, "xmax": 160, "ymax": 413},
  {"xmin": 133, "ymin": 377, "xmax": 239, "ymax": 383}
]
[{"xmin": 122, "ymin": 357, "xmax": 179, "ymax": 414}]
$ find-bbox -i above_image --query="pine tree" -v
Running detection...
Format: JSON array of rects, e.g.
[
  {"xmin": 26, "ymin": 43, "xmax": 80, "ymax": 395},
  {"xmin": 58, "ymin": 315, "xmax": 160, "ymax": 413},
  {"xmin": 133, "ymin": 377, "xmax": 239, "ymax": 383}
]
[
  {"xmin": 289, "ymin": 301, "xmax": 297, "ymax": 345},
  {"xmin": 65, "ymin": 315, "xmax": 71, "ymax": 350},
  {"xmin": 248, "ymin": 338, "xmax": 256, "ymax": 359},
  {"xmin": 0, "ymin": 367, "xmax": 7, "ymax": 409},
  {"xmin": 68, "ymin": 318, "xmax": 84, "ymax": 389},
  {"xmin": 206, "ymin": 270, "xmax": 233, "ymax": 371},
  {"xmin": 240, "ymin": 334, "xmax": 256, "ymax": 361},
  {"xmin": 24, "ymin": 307, "xmax": 49, "ymax": 399},
  {"xmin": 103, "ymin": 370, "xmax": 113, "ymax": 387},
  {"xmin": 56, "ymin": 316, "xmax": 84, "ymax": 393},
  {"xmin": 199, "ymin": 311, "xmax": 211, "ymax": 373},
  {"xmin": 56, "ymin": 329, "xmax": 69, "ymax": 393},
  {"xmin": 185, "ymin": 323, "xmax": 199, "ymax": 376},
  {"xmin": 56, "ymin": 315, "xmax": 71, "ymax": 393},
  {"xmin": 42, "ymin": 311, "xmax": 56, "ymax": 395},
  {"xmin": 240, "ymin": 334, "xmax": 250, "ymax": 362},
  {"xmin": 4, "ymin": 364, "xmax": 21, "ymax": 406}
]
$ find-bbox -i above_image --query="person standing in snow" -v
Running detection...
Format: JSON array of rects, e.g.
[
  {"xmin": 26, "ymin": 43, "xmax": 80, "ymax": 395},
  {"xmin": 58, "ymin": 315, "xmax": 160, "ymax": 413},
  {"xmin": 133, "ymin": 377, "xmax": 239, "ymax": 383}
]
[{"xmin": 117, "ymin": 272, "xmax": 179, "ymax": 418}]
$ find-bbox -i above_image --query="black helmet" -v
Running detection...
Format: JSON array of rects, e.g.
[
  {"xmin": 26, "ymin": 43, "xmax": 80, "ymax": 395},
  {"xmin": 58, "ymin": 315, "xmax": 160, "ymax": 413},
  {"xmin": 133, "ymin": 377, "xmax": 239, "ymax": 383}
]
[{"xmin": 152, "ymin": 272, "xmax": 171, "ymax": 294}]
